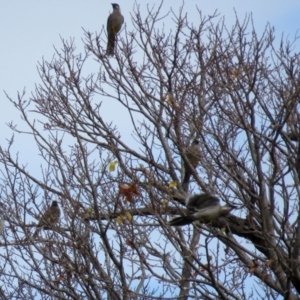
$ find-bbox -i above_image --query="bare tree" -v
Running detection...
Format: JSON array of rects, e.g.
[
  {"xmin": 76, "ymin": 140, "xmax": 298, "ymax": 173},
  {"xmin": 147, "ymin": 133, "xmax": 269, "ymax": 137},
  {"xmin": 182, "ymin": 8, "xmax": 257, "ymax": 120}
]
[{"xmin": 0, "ymin": 4, "xmax": 300, "ymax": 300}]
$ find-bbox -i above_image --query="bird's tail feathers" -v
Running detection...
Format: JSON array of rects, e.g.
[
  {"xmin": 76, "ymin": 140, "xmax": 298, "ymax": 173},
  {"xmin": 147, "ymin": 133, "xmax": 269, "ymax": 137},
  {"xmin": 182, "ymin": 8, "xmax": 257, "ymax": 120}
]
[
  {"xmin": 182, "ymin": 171, "xmax": 191, "ymax": 192},
  {"xmin": 106, "ymin": 34, "xmax": 116, "ymax": 56},
  {"xmin": 168, "ymin": 215, "xmax": 194, "ymax": 226}
]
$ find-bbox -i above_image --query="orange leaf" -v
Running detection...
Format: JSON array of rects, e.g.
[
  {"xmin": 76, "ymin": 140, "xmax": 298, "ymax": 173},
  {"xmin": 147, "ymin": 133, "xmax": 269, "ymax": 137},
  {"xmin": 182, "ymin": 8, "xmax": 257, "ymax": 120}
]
[
  {"xmin": 119, "ymin": 184, "xmax": 140, "ymax": 203},
  {"xmin": 54, "ymin": 274, "xmax": 64, "ymax": 283},
  {"xmin": 265, "ymin": 259, "xmax": 273, "ymax": 267},
  {"xmin": 249, "ymin": 259, "xmax": 259, "ymax": 274},
  {"xmin": 232, "ymin": 69, "xmax": 239, "ymax": 79}
]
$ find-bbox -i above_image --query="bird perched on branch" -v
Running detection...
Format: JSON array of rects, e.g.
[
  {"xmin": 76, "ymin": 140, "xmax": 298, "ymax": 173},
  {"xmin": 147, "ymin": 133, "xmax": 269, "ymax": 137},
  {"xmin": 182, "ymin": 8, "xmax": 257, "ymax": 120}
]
[
  {"xmin": 33, "ymin": 201, "xmax": 61, "ymax": 237},
  {"xmin": 182, "ymin": 140, "xmax": 201, "ymax": 192},
  {"xmin": 106, "ymin": 3, "xmax": 124, "ymax": 56},
  {"xmin": 168, "ymin": 193, "xmax": 235, "ymax": 226}
]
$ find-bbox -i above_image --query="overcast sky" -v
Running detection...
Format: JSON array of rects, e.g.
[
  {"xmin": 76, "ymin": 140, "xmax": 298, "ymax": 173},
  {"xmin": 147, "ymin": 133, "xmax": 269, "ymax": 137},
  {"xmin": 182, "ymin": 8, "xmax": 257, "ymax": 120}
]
[
  {"xmin": 0, "ymin": 0, "xmax": 299, "ymax": 158},
  {"xmin": 0, "ymin": 3, "xmax": 298, "ymax": 296}
]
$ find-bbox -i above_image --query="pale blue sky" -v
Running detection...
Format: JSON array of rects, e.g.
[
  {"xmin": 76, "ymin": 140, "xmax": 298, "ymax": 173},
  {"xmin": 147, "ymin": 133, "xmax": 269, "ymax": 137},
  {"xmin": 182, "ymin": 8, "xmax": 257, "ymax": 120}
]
[{"xmin": 0, "ymin": 0, "xmax": 299, "ymax": 158}]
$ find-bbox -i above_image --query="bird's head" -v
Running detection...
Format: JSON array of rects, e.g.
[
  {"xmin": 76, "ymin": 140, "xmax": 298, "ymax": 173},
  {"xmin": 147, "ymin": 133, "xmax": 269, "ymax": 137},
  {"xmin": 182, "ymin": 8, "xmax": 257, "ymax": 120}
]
[
  {"xmin": 111, "ymin": 3, "xmax": 120, "ymax": 10},
  {"xmin": 52, "ymin": 201, "xmax": 59, "ymax": 206}
]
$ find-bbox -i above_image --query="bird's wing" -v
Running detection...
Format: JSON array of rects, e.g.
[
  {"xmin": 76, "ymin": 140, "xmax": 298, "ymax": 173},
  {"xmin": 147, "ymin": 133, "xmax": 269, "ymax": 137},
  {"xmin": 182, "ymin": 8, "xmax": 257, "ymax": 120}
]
[
  {"xmin": 107, "ymin": 13, "xmax": 114, "ymax": 32},
  {"xmin": 185, "ymin": 146, "xmax": 200, "ymax": 166},
  {"xmin": 38, "ymin": 209, "xmax": 51, "ymax": 226},
  {"xmin": 192, "ymin": 206, "xmax": 221, "ymax": 223},
  {"xmin": 187, "ymin": 194, "xmax": 220, "ymax": 211},
  {"xmin": 107, "ymin": 11, "xmax": 123, "ymax": 34},
  {"xmin": 38, "ymin": 206, "xmax": 60, "ymax": 227}
]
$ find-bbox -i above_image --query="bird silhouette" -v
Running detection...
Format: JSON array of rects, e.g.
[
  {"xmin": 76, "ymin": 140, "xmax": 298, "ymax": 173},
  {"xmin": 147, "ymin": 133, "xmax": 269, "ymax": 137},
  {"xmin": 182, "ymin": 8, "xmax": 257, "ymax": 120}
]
[
  {"xmin": 106, "ymin": 3, "xmax": 124, "ymax": 56},
  {"xmin": 33, "ymin": 201, "xmax": 61, "ymax": 237},
  {"xmin": 169, "ymin": 194, "xmax": 235, "ymax": 226},
  {"xmin": 182, "ymin": 140, "xmax": 201, "ymax": 192}
]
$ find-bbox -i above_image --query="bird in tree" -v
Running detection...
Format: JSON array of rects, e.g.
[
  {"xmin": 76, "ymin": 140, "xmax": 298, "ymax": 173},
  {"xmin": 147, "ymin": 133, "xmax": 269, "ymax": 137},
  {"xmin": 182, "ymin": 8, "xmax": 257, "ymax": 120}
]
[
  {"xmin": 168, "ymin": 193, "xmax": 235, "ymax": 226},
  {"xmin": 182, "ymin": 139, "xmax": 201, "ymax": 192},
  {"xmin": 106, "ymin": 3, "xmax": 124, "ymax": 56},
  {"xmin": 33, "ymin": 201, "xmax": 61, "ymax": 237}
]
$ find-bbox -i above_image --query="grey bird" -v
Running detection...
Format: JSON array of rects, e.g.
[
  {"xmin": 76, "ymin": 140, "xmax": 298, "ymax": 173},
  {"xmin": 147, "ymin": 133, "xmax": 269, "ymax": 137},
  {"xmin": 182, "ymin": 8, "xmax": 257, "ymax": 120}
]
[
  {"xmin": 106, "ymin": 3, "xmax": 124, "ymax": 56},
  {"xmin": 182, "ymin": 140, "xmax": 201, "ymax": 192},
  {"xmin": 33, "ymin": 201, "xmax": 61, "ymax": 237},
  {"xmin": 168, "ymin": 194, "xmax": 235, "ymax": 226}
]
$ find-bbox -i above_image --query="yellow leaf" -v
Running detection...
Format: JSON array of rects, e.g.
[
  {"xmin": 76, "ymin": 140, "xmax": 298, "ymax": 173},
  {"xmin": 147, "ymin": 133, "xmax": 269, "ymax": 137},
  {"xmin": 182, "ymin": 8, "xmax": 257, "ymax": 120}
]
[
  {"xmin": 126, "ymin": 212, "xmax": 132, "ymax": 222},
  {"xmin": 116, "ymin": 215, "xmax": 124, "ymax": 224},
  {"xmin": 162, "ymin": 92, "xmax": 174, "ymax": 105},
  {"xmin": 168, "ymin": 181, "xmax": 177, "ymax": 188},
  {"xmin": 167, "ymin": 93, "xmax": 174, "ymax": 105},
  {"xmin": 108, "ymin": 161, "xmax": 118, "ymax": 172},
  {"xmin": 85, "ymin": 207, "xmax": 93, "ymax": 215},
  {"xmin": 162, "ymin": 199, "xmax": 168, "ymax": 209}
]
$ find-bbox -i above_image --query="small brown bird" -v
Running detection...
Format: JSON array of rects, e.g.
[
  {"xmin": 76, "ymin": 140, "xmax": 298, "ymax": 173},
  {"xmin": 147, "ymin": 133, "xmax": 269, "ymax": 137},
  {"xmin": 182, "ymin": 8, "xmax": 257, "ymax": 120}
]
[
  {"xmin": 182, "ymin": 140, "xmax": 201, "ymax": 192},
  {"xmin": 106, "ymin": 3, "xmax": 124, "ymax": 56},
  {"xmin": 33, "ymin": 201, "xmax": 61, "ymax": 237}
]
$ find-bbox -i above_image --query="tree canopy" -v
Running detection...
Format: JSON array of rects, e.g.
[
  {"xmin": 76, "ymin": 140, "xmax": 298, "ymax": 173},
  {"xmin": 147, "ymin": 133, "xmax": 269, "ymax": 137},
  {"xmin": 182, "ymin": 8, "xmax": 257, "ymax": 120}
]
[{"xmin": 1, "ymin": 4, "xmax": 300, "ymax": 300}]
